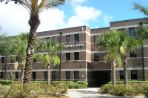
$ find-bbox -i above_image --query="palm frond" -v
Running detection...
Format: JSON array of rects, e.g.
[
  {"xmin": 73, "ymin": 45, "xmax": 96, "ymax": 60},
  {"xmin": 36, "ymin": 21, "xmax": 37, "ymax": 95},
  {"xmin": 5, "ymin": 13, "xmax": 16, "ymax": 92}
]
[{"xmin": 134, "ymin": 3, "xmax": 148, "ymax": 15}]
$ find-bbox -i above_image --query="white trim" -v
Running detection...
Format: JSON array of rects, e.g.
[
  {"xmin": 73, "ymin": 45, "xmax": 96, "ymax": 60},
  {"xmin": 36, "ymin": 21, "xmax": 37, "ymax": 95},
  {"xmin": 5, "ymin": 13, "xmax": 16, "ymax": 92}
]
[
  {"xmin": 38, "ymin": 31, "xmax": 86, "ymax": 39},
  {"xmin": 61, "ymin": 60, "xmax": 90, "ymax": 62},
  {"xmin": 91, "ymin": 33, "xmax": 103, "ymax": 36},
  {"xmin": 116, "ymin": 67, "xmax": 148, "ymax": 70},
  {"xmin": 111, "ymin": 24, "xmax": 148, "ymax": 29}
]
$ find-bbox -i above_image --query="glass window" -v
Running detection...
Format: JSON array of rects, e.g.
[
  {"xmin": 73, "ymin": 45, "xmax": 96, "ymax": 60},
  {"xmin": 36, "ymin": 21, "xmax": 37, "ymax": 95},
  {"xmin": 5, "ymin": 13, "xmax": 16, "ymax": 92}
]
[
  {"xmin": 32, "ymin": 72, "xmax": 36, "ymax": 80},
  {"xmin": 94, "ymin": 36, "xmax": 98, "ymax": 44},
  {"xmin": 74, "ymin": 71, "xmax": 79, "ymax": 79},
  {"xmin": 65, "ymin": 71, "xmax": 70, "ymax": 80},
  {"xmin": 52, "ymin": 71, "xmax": 56, "ymax": 80},
  {"xmin": 74, "ymin": 34, "xmax": 79, "ymax": 42},
  {"xmin": 1, "ymin": 57, "xmax": 5, "ymax": 63},
  {"xmin": 130, "ymin": 52, "xmax": 137, "ymax": 57},
  {"xmin": 94, "ymin": 53, "xmax": 99, "ymax": 61},
  {"xmin": 15, "ymin": 72, "xmax": 19, "ymax": 80},
  {"xmin": 66, "ymin": 53, "xmax": 70, "ymax": 61},
  {"xmin": 44, "ymin": 71, "xmax": 48, "ymax": 80},
  {"xmin": 74, "ymin": 52, "xmax": 79, "ymax": 60},
  {"xmin": 131, "ymin": 70, "xmax": 138, "ymax": 80},
  {"xmin": 0, "ymin": 72, "xmax": 3, "ymax": 79},
  {"xmin": 129, "ymin": 28, "xmax": 137, "ymax": 36},
  {"xmin": 119, "ymin": 70, "xmax": 124, "ymax": 80},
  {"xmin": 66, "ymin": 35, "xmax": 71, "ymax": 43}
]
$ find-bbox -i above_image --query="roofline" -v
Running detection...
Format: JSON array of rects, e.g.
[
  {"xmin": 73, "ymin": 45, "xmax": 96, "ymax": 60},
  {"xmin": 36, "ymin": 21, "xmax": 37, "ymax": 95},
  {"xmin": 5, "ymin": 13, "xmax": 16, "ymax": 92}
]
[{"xmin": 110, "ymin": 17, "xmax": 148, "ymax": 24}]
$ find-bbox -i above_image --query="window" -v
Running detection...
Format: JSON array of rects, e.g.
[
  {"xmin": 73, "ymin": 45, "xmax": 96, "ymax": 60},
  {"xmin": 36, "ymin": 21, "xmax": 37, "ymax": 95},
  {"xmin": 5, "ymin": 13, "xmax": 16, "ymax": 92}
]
[
  {"xmin": 66, "ymin": 53, "xmax": 70, "ymax": 61},
  {"xmin": 65, "ymin": 71, "xmax": 70, "ymax": 80},
  {"xmin": 1, "ymin": 57, "xmax": 5, "ymax": 63},
  {"xmin": 0, "ymin": 72, "xmax": 3, "ymax": 79},
  {"xmin": 66, "ymin": 35, "xmax": 71, "ymax": 43},
  {"xmin": 117, "ymin": 28, "xmax": 124, "ymax": 32},
  {"xmin": 15, "ymin": 72, "xmax": 19, "ymax": 80},
  {"xmin": 94, "ymin": 36, "xmax": 98, "ymax": 44},
  {"xmin": 119, "ymin": 70, "xmax": 124, "ymax": 80},
  {"xmin": 44, "ymin": 71, "xmax": 48, "ymax": 80},
  {"xmin": 130, "ymin": 52, "xmax": 137, "ymax": 57},
  {"xmin": 94, "ymin": 53, "xmax": 99, "ymax": 61},
  {"xmin": 131, "ymin": 70, "xmax": 138, "ymax": 80},
  {"xmin": 129, "ymin": 28, "xmax": 137, "ymax": 36},
  {"xmin": 32, "ymin": 72, "xmax": 36, "ymax": 80},
  {"xmin": 74, "ymin": 34, "xmax": 79, "ymax": 42},
  {"xmin": 74, "ymin": 52, "xmax": 79, "ymax": 60},
  {"xmin": 74, "ymin": 71, "xmax": 79, "ymax": 79},
  {"xmin": 52, "ymin": 71, "xmax": 56, "ymax": 80}
]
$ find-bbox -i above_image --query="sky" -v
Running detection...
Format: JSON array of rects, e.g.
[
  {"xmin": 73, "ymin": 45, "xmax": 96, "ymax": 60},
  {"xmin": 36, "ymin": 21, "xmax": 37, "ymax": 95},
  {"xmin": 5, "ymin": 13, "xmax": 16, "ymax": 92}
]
[{"xmin": 0, "ymin": 0, "xmax": 147, "ymax": 36}]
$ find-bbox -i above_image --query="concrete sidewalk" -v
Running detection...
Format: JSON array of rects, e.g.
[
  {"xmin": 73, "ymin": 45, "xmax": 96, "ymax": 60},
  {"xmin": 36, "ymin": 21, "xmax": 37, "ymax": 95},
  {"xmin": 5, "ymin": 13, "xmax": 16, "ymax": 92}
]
[
  {"xmin": 65, "ymin": 88, "xmax": 145, "ymax": 98},
  {"xmin": 65, "ymin": 88, "xmax": 108, "ymax": 98}
]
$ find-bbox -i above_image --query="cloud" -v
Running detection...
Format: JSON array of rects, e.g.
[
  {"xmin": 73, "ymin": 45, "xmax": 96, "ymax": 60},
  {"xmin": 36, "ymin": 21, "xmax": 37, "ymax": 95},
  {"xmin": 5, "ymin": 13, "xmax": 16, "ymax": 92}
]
[
  {"xmin": 0, "ymin": 1, "xmax": 112, "ymax": 36},
  {"xmin": 66, "ymin": 5, "xmax": 102, "ymax": 27},
  {"xmin": 38, "ymin": 8, "xmax": 65, "ymax": 32},
  {"xmin": 70, "ymin": 0, "xmax": 87, "ymax": 5},
  {"xmin": 0, "ymin": 3, "xmax": 29, "ymax": 35}
]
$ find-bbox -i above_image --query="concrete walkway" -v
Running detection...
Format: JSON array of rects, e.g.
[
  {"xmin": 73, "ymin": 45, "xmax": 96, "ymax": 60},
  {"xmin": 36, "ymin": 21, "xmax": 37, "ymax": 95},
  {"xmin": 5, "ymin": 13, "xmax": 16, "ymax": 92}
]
[
  {"xmin": 65, "ymin": 88, "xmax": 108, "ymax": 98},
  {"xmin": 65, "ymin": 88, "xmax": 145, "ymax": 98}
]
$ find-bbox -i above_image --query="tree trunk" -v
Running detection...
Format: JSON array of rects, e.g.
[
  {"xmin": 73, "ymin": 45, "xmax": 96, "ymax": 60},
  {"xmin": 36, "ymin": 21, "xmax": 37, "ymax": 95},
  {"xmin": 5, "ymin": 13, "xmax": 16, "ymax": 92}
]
[
  {"xmin": 111, "ymin": 60, "xmax": 116, "ymax": 86},
  {"xmin": 23, "ymin": 13, "xmax": 40, "ymax": 83},
  {"xmin": 48, "ymin": 65, "xmax": 51, "ymax": 85},
  {"xmin": 124, "ymin": 59, "xmax": 128, "ymax": 86},
  {"xmin": 21, "ymin": 67, "xmax": 24, "ymax": 84}
]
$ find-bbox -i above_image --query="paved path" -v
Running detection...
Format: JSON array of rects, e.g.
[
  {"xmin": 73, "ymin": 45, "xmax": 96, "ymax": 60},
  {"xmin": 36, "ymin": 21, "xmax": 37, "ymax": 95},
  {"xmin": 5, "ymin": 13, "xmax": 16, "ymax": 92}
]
[{"xmin": 65, "ymin": 88, "xmax": 108, "ymax": 98}]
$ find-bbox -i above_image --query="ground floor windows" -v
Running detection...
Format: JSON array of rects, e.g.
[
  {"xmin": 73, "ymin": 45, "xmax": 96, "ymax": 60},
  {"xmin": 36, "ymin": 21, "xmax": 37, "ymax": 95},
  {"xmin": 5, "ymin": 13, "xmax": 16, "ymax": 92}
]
[
  {"xmin": 32, "ymin": 72, "xmax": 36, "ymax": 80},
  {"xmin": 131, "ymin": 70, "xmax": 138, "ymax": 80},
  {"xmin": 65, "ymin": 71, "xmax": 70, "ymax": 80},
  {"xmin": 0, "ymin": 72, "xmax": 3, "ymax": 79},
  {"xmin": 44, "ymin": 71, "xmax": 48, "ymax": 80},
  {"xmin": 119, "ymin": 70, "xmax": 124, "ymax": 80},
  {"xmin": 51, "ymin": 71, "xmax": 57, "ymax": 80},
  {"xmin": 15, "ymin": 72, "xmax": 19, "ymax": 80},
  {"xmin": 74, "ymin": 71, "xmax": 79, "ymax": 80}
]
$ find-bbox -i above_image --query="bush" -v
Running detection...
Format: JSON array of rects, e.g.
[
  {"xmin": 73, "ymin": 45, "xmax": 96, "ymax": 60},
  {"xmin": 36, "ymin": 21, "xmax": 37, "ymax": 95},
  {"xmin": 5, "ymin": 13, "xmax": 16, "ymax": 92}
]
[
  {"xmin": 5, "ymin": 82, "xmax": 42, "ymax": 98},
  {"xmin": 0, "ymin": 80, "xmax": 12, "ymax": 85},
  {"xmin": 51, "ymin": 81, "xmax": 88, "ymax": 89},
  {"xmin": 100, "ymin": 82, "xmax": 148, "ymax": 96}
]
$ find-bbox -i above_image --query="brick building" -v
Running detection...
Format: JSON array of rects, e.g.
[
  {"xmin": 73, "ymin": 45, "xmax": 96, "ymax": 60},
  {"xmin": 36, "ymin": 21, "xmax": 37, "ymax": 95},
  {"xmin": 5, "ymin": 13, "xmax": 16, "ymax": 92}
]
[{"xmin": 0, "ymin": 18, "xmax": 148, "ymax": 87}]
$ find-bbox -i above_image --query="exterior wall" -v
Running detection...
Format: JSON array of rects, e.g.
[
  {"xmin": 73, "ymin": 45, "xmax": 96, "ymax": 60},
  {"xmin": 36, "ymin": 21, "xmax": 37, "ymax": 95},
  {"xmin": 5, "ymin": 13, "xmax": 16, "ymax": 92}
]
[{"xmin": 0, "ymin": 18, "xmax": 148, "ymax": 82}]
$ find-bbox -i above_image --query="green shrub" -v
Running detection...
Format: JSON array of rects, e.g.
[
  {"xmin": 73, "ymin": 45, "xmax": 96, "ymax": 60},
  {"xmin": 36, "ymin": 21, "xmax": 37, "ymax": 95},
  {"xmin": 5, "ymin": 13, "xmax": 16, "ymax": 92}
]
[
  {"xmin": 51, "ymin": 81, "xmax": 88, "ymax": 89},
  {"xmin": 0, "ymin": 80, "xmax": 12, "ymax": 85},
  {"xmin": 5, "ymin": 82, "xmax": 42, "ymax": 98},
  {"xmin": 0, "ymin": 84, "xmax": 9, "ymax": 96},
  {"xmin": 100, "ymin": 82, "xmax": 148, "ymax": 96}
]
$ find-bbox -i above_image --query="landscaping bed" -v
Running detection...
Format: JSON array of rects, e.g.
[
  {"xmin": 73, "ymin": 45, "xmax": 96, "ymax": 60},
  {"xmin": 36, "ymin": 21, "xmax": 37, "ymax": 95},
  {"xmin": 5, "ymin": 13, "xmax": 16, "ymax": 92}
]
[{"xmin": 99, "ymin": 81, "xmax": 148, "ymax": 97}]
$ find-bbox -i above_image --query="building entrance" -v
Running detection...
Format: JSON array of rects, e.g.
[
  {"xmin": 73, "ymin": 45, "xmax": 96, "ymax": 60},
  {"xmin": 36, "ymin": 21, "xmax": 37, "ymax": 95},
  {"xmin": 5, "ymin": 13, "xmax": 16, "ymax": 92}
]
[{"xmin": 87, "ymin": 71, "xmax": 111, "ymax": 87}]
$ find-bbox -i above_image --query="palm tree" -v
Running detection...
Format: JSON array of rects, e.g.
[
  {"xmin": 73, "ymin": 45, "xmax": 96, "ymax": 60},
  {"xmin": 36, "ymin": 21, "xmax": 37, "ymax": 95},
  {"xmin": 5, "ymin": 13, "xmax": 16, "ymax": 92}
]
[
  {"xmin": 99, "ymin": 30, "xmax": 124, "ymax": 85},
  {"xmin": 0, "ymin": 34, "xmax": 17, "ymax": 80},
  {"xmin": 13, "ymin": 33, "xmax": 28, "ymax": 83},
  {"xmin": 99, "ymin": 30, "xmax": 141, "ymax": 85},
  {"xmin": 0, "ymin": 0, "xmax": 65, "ymax": 83},
  {"xmin": 120, "ymin": 36, "xmax": 141, "ymax": 85},
  {"xmin": 134, "ymin": 3, "xmax": 148, "ymax": 81},
  {"xmin": 35, "ymin": 39, "xmax": 62, "ymax": 84}
]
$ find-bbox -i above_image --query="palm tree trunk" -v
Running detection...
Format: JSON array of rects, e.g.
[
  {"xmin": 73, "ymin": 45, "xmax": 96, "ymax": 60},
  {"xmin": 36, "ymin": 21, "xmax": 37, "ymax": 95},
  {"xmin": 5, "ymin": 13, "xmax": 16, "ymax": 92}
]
[
  {"xmin": 48, "ymin": 65, "xmax": 51, "ymax": 85},
  {"xmin": 111, "ymin": 60, "xmax": 116, "ymax": 86},
  {"xmin": 23, "ymin": 13, "xmax": 40, "ymax": 83},
  {"xmin": 124, "ymin": 59, "xmax": 128, "ymax": 86}
]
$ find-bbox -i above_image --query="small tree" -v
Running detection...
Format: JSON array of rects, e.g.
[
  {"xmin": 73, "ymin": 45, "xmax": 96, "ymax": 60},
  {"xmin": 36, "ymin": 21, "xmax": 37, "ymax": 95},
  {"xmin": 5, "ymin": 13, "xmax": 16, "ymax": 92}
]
[
  {"xmin": 35, "ymin": 39, "xmax": 62, "ymax": 84},
  {"xmin": 0, "ymin": 0, "xmax": 65, "ymax": 83},
  {"xmin": 99, "ymin": 30, "xmax": 141, "ymax": 85}
]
